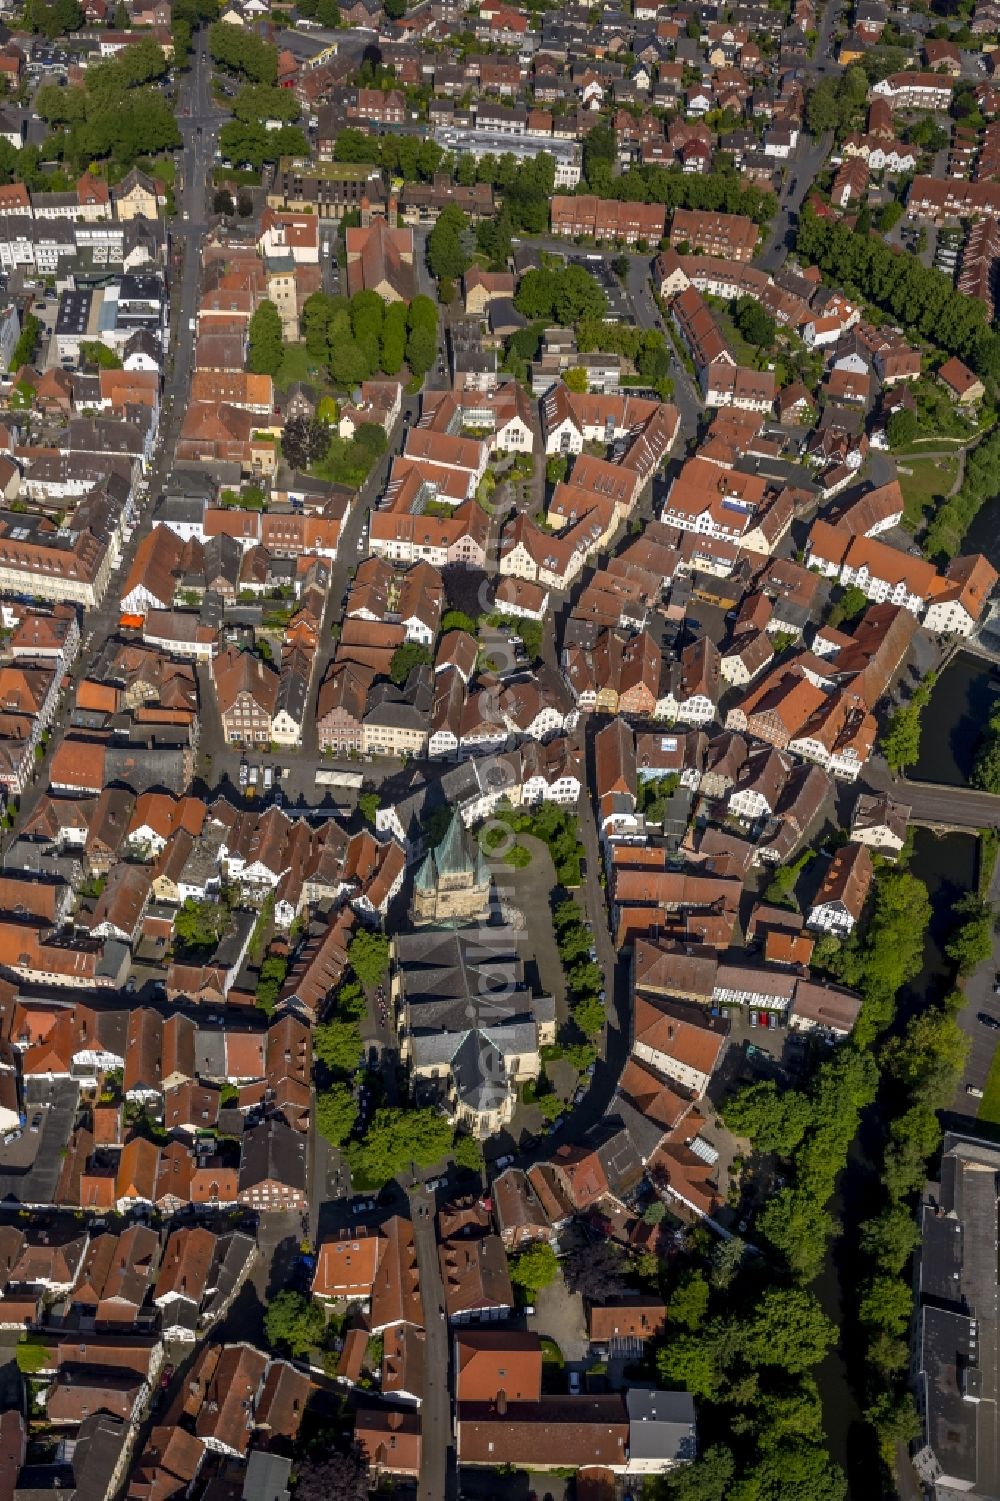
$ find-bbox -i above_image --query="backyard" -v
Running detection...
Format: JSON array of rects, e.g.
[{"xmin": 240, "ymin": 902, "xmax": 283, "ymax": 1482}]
[{"xmin": 897, "ymin": 454, "xmax": 960, "ymax": 532}]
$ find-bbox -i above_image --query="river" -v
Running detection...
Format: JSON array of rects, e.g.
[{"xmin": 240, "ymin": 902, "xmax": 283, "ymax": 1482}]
[
  {"xmin": 911, "ymin": 651, "xmax": 1000, "ymax": 788},
  {"xmin": 815, "ymin": 826, "xmax": 977, "ymax": 1499},
  {"xmin": 957, "ymin": 490, "xmax": 1000, "ymax": 570}
]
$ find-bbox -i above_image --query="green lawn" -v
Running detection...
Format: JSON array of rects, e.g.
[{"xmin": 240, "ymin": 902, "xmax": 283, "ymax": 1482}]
[
  {"xmin": 713, "ymin": 308, "xmax": 760, "ymax": 370},
  {"xmin": 275, "ymin": 343, "xmax": 331, "ymax": 393},
  {"xmin": 896, "ymin": 456, "xmax": 960, "ymax": 531},
  {"xmin": 978, "ymin": 1045, "xmax": 1000, "ymax": 1128}
]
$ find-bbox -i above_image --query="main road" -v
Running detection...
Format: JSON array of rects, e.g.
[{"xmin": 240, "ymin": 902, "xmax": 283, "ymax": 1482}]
[{"xmin": 5, "ymin": 35, "xmax": 222, "ymax": 849}]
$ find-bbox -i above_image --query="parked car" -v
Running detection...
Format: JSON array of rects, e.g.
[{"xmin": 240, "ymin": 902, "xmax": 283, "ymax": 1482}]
[
  {"xmin": 978, "ymin": 1012, "xmax": 1000, "ymax": 1031},
  {"xmin": 568, "ymin": 1371, "xmax": 581, "ymax": 1395},
  {"xmin": 494, "ymin": 1154, "xmax": 514, "ymax": 1170}
]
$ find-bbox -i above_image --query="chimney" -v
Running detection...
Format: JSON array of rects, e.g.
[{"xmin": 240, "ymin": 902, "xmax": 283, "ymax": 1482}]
[{"xmin": 496, "ymin": 1390, "xmax": 507, "ymax": 1416}]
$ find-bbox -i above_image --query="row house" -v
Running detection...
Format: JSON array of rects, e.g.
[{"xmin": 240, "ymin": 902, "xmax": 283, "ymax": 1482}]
[
  {"xmin": 807, "ymin": 520, "xmax": 998, "ymax": 632},
  {"xmin": 669, "ymin": 207, "xmax": 758, "ymax": 261},
  {"xmin": 549, "ymin": 195, "xmax": 666, "ymax": 244},
  {"xmin": 872, "ymin": 72, "xmax": 954, "ymax": 111}
]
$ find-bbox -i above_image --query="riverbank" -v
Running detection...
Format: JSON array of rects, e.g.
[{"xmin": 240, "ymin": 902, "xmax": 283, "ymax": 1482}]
[{"xmin": 826, "ymin": 828, "xmax": 977, "ymax": 1499}]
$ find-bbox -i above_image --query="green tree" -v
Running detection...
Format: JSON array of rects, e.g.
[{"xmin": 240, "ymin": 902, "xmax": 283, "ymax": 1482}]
[
  {"xmin": 887, "ymin": 407, "xmax": 918, "ymax": 448},
  {"xmin": 358, "ymin": 792, "xmax": 379, "ymax": 825},
  {"xmin": 582, "ymin": 120, "xmax": 616, "ymax": 185},
  {"xmin": 350, "ymin": 289, "xmax": 385, "ymax": 344},
  {"xmin": 380, "ymin": 302, "xmax": 407, "ymax": 375},
  {"xmin": 427, "ymin": 202, "xmax": 471, "ymax": 281},
  {"xmin": 256, "ymin": 953, "xmax": 288, "ymax": 1015},
  {"xmin": 668, "ymin": 1271, "xmax": 710, "ymax": 1331},
  {"xmin": 452, "ymin": 1132, "xmax": 484, "ymax": 1175},
  {"xmin": 405, "ymin": 322, "xmax": 437, "ymax": 379},
  {"xmin": 514, "ymin": 265, "xmax": 607, "ymax": 323},
  {"xmin": 656, "ymin": 1445, "xmax": 734, "ymax": 1501},
  {"xmin": 346, "ymin": 1106, "xmax": 453, "ymax": 1185},
  {"xmin": 546, "ymin": 454, "xmax": 568, "ymax": 485},
  {"xmin": 208, "ymin": 21, "xmax": 278, "ymax": 84},
  {"xmin": 573, "ymin": 993, "xmax": 605, "ymax": 1039},
  {"xmin": 508, "ymin": 1242, "xmax": 558, "ymax": 1297},
  {"xmin": 475, "ymin": 208, "xmax": 513, "ymax": 269},
  {"xmin": 302, "ymin": 291, "xmax": 335, "ymax": 357},
  {"xmin": 848, "ymin": 870, "xmax": 931, "ymax": 1044},
  {"xmin": 247, "ymin": 300, "xmax": 283, "ymax": 377},
  {"xmin": 858, "ymin": 1275, "xmax": 913, "ymax": 1336},
  {"xmin": 441, "ymin": 609, "xmax": 477, "ymax": 634},
  {"xmin": 756, "ymin": 1189, "xmax": 833, "ymax": 1283},
  {"xmin": 173, "ymin": 897, "xmax": 224, "ymax": 955},
  {"xmin": 859, "ymin": 1205, "xmax": 921, "ymax": 1276},
  {"xmin": 827, "ymin": 584, "xmax": 869, "ymax": 628},
  {"xmin": 263, "ymin": 1291, "xmax": 325, "ymax": 1357},
  {"xmin": 563, "ymin": 367, "xmax": 588, "ymax": 393},
  {"xmin": 656, "ymin": 1330, "xmax": 721, "ymax": 1400},
  {"xmin": 734, "ymin": 294, "xmax": 776, "ymax": 347},
  {"xmin": 741, "ymin": 1288, "xmax": 837, "ymax": 1374},
  {"xmin": 743, "ymin": 1444, "xmax": 846, "ymax": 1501},
  {"xmin": 973, "ymin": 707, "xmax": 1000, "ymax": 792},
  {"xmin": 944, "ymin": 892, "xmax": 995, "ymax": 975},
  {"xmin": 330, "ymin": 338, "xmax": 370, "ymax": 387},
  {"xmin": 79, "ymin": 339, "xmax": 121, "ymax": 369},
  {"xmin": 348, "ymin": 930, "xmax": 390, "ymax": 989},
  {"xmin": 8, "ymin": 315, "xmax": 39, "ymax": 372},
  {"xmin": 722, "ymin": 1080, "xmax": 811, "ymax": 1156},
  {"xmin": 881, "ymin": 703, "xmax": 921, "ymax": 772},
  {"xmin": 313, "ymin": 1018, "xmax": 363, "ymax": 1077},
  {"xmin": 232, "ymin": 82, "xmax": 301, "ymax": 126},
  {"xmin": 883, "ymin": 1000, "xmax": 969, "ymax": 1103},
  {"xmin": 390, "ymin": 641, "xmax": 432, "ymax": 685},
  {"xmin": 316, "ymin": 1081, "xmax": 358, "ymax": 1145}
]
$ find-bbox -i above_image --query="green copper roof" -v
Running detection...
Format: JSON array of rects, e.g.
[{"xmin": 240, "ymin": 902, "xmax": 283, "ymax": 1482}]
[
  {"xmin": 434, "ymin": 810, "xmax": 475, "ymax": 880},
  {"xmin": 414, "ymin": 847, "xmax": 438, "ymax": 892}
]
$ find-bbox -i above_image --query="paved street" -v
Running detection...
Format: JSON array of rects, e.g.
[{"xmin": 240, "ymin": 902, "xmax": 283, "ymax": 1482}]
[
  {"xmin": 408, "ymin": 1187, "xmax": 456, "ymax": 1501},
  {"xmin": 625, "ymin": 254, "xmax": 703, "ymax": 434},
  {"xmin": 757, "ymin": 127, "xmax": 834, "ymax": 274}
]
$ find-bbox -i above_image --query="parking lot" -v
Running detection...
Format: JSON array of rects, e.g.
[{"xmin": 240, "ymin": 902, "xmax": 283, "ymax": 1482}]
[{"xmin": 567, "ymin": 254, "xmax": 632, "ymax": 322}]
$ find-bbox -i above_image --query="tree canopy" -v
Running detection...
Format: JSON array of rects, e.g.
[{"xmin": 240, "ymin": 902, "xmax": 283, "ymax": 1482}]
[
  {"xmin": 247, "ymin": 300, "xmax": 283, "ymax": 377},
  {"xmin": 263, "ymin": 1290, "xmax": 325, "ymax": 1358},
  {"xmin": 209, "ymin": 21, "xmax": 278, "ymax": 84},
  {"xmin": 346, "ymin": 1107, "xmax": 453, "ymax": 1186},
  {"xmin": 427, "ymin": 203, "xmax": 471, "ymax": 282},
  {"xmin": 347, "ymin": 931, "xmax": 390, "ymax": 989},
  {"xmin": 514, "ymin": 265, "xmax": 608, "ymax": 324}
]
